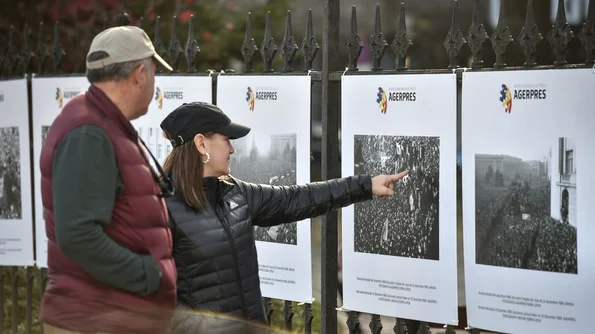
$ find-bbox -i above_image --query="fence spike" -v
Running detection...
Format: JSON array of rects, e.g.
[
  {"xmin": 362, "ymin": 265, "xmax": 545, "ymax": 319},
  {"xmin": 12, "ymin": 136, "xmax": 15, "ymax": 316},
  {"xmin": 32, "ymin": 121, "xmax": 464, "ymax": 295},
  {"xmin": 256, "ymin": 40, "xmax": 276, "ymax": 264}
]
[
  {"xmin": 302, "ymin": 303, "xmax": 314, "ymax": 334},
  {"xmin": 578, "ymin": 0, "xmax": 595, "ymax": 65},
  {"xmin": 369, "ymin": 4, "xmax": 388, "ymax": 72},
  {"xmin": 168, "ymin": 16, "xmax": 183, "ymax": 72},
  {"xmin": 7, "ymin": 25, "xmax": 20, "ymax": 76},
  {"xmin": 346, "ymin": 311, "xmax": 361, "ymax": 333},
  {"xmin": 518, "ymin": 0, "xmax": 542, "ymax": 68},
  {"xmin": 281, "ymin": 10, "xmax": 298, "ymax": 73},
  {"xmin": 260, "ymin": 11, "xmax": 278, "ymax": 73},
  {"xmin": 391, "ymin": 3, "xmax": 413, "ymax": 71},
  {"xmin": 184, "ymin": 15, "xmax": 199, "ymax": 73},
  {"xmin": 344, "ymin": 6, "xmax": 363, "ymax": 72},
  {"xmin": 393, "ymin": 318, "xmax": 406, "ymax": 334},
  {"xmin": 10, "ymin": 267, "xmax": 19, "ymax": 334},
  {"xmin": 283, "ymin": 300, "xmax": 294, "ymax": 331},
  {"xmin": 445, "ymin": 324, "xmax": 457, "ymax": 334},
  {"xmin": 138, "ymin": 16, "xmax": 144, "ymax": 29},
  {"xmin": 418, "ymin": 321, "xmax": 431, "ymax": 334},
  {"xmin": 25, "ymin": 267, "xmax": 34, "ymax": 333},
  {"xmin": 369, "ymin": 314, "xmax": 383, "ymax": 334},
  {"xmin": 103, "ymin": 17, "xmax": 109, "ymax": 30},
  {"xmin": 23, "ymin": 24, "xmax": 34, "ymax": 74},
  {"xmin": 466, "ymin": 0, "xmax": 489, "ymax": 69},
  {"xmin": 444, "ymin": 0, "xmax": 467, "ymax": 70},
  {"xmin": 489, "ymin": 0, "xmax": 513, "ymax": 68},
  {"xmin": 547, "ymin": 0, "xmax": 575, "ymax": 66},
  {"xmin": 0, "ymin": 269, "xmax": 5, "ymax": 330},
  {"xmin": 264, "ymin": 297, "xmax": 274, "ymax": 325},
  {"xmin": 241, "ymin": 12, "xmax": 258, "ymax": 73},
  {"xmin": 37, "ymin": 22, "xmax": 49, "ymax": 74},
  {"xmin": 300, "ymin": 9, "xmax": 319, "ymax": 72},
  {"xmin": 153, "ymin": 17, "xmax": 168, "ymax": 73},
  {"xmin": 52, "ymin": 21, "xmax": 65, "ymax": 73},
  {"xmin": 115, "ymin": 12, "xmax": 131, "ymax": 26}
]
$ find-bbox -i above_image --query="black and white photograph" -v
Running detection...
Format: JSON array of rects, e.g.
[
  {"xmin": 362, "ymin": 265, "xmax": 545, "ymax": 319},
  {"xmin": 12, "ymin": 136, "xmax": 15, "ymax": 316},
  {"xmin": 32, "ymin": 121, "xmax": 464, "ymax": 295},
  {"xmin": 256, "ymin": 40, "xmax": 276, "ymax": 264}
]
[
  {"xmin": 474, "ymin": 137, "xmax": 578, "ymax": 274},
  {"xmin": 353, "ymin": 135, "xmax": 440, "ymax": 260},
  {"xmin": 230, "ymin": 133, "xmax": 298, "ymax": 245},
  {"xmin": 41, "ymin": 125, "xmax": 49, "ymax": 146},
  {"xmin": 0, "ymin": 127, "xmax": 22, "ymax": 220}
]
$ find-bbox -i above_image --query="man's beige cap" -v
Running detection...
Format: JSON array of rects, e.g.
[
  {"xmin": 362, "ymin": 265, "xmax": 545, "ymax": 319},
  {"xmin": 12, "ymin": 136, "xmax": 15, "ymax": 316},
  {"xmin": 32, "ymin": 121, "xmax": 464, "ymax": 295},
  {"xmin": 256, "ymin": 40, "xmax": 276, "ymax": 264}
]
[{"xmin": 86, "ymin": 26, "xmax": 172, "ymax": 71}]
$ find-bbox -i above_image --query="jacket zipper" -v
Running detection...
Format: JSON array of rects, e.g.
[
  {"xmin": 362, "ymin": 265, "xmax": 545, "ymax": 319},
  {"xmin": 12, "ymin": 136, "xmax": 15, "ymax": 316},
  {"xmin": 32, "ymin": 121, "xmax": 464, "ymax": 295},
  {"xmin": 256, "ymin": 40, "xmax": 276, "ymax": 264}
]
[{"xmin": 215, "ymin": 205, "xmax": 249, "ymax": 318}]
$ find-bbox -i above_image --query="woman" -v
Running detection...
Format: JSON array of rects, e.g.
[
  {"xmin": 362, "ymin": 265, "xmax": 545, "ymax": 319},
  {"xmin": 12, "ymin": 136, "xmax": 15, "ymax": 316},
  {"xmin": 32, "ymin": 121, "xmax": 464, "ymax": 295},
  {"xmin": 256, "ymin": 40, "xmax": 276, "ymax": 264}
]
[{"xmin": 159, "ymin": 102, "xmax": 408, "ymax": 333}]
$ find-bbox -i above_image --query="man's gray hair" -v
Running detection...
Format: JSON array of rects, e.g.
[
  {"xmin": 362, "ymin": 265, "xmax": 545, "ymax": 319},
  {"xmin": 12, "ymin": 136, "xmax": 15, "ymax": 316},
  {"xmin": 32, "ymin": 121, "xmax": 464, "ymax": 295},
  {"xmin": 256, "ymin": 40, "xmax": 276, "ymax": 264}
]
[{"xmin": 86, "ymin": 51, "xmax": 153, "ymax": 83}]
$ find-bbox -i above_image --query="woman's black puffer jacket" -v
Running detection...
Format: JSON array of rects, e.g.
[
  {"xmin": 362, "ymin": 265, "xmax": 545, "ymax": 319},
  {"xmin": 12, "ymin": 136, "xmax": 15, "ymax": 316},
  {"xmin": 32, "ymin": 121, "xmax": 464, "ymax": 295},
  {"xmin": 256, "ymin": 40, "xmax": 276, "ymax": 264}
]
[{"xmin": 166, "ymin": 174, "xmax": 373, "ymax": 333}]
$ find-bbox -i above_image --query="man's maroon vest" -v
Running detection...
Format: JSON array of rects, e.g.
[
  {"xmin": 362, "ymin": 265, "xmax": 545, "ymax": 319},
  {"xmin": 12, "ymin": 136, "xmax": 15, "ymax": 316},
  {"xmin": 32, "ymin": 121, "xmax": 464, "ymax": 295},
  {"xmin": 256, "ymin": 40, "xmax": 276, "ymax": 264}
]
[{"xmin": 39, "ymin": 85, "xmax": 177, "ymax": 333}]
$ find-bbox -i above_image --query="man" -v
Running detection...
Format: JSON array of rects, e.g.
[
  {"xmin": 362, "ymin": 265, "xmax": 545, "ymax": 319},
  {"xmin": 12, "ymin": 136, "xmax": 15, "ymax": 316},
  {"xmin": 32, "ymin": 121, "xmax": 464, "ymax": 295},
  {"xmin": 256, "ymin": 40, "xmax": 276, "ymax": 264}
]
[{"xmin": 39, "ymin": 26, "xmax": 177, "ymax": 334}]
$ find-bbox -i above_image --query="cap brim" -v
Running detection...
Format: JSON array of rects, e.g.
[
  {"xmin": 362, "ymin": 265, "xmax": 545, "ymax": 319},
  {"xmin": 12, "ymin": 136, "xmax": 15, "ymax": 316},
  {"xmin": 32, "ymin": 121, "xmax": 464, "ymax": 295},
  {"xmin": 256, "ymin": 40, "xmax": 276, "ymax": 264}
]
[
  {"xmin": 153, "ymin": 53, "xmax": 173, "ymax": 72},
  {"xmin": 217, "ymin": 122, "xmax": 251, "ymax": 140}
]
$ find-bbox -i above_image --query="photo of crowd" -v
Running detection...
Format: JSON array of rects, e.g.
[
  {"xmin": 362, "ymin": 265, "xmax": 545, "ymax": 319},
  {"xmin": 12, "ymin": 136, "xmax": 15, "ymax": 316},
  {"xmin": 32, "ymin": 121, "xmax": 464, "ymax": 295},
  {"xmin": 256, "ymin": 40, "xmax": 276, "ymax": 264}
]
[
  {"xmin": 475, "ymin": 145, "xmax": 578, "ymax": 274},
  {"xmin": 230, "ymin": 133, "xmax": 298, "ymax": 245},
  {"xmin": 353, "ymin": 135, "xmax": 440, "ymax": 260},
  {"xmin": 0, "ymin": 127, "xmax": 22, "ymax": 220}
]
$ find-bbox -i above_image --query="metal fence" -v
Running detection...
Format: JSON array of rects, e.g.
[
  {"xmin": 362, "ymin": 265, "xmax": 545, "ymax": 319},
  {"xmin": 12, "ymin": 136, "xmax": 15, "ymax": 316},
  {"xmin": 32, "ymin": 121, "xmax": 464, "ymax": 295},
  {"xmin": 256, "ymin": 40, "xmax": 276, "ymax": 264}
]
[{"xmin": 1, "ymin": 0, "xmax": 593, "ymax": 333}]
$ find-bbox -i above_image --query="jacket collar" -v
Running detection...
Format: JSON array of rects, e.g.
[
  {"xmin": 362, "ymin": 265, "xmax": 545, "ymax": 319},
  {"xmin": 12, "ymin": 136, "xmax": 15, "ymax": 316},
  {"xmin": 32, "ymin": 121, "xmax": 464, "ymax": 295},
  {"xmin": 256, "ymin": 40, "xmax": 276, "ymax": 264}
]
[{"xmin": 85, "ymin": 84, "xmax": 138, "ymax": 140}]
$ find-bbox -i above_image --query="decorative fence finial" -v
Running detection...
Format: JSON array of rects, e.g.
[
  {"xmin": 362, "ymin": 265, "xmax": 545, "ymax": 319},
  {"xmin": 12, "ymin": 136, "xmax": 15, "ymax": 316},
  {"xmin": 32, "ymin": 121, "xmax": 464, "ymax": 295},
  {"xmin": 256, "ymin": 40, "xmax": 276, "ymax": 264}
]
[
  {"xmin": 466, "ymin": 0, "xmax": 489, "ymax": 69},
  {"xmin": 52, "ymin": 21, "xmax": 65, "ymax": 73},
  {"xmin": 518, "ymin": 0, "xmax": 542, "ymax": 68},
  {"xmin": 260, "ymin": 11, "xmax": 278, "ymax": 73},
  {"xmin": 444, "ymin": 0, "xmax": 467, "ymax": 70},
  {"xmin": 281, "ymin": 10, "xmax": 298, "ymax": 73},
  {"xmin": 300, "ymin": 9, "xmax": 319, "ymax": 72},
  {"xmin": 241, "ymin": 12, "xmax": 258, "ymax": 73},
  {"xmin": 115, "ymin": 12, "xmax": 131, "ymax": 26},
  {"xmin": 490, "ymin": 0, "xmax": 514, "ymax": 68},
  {"xmin": 344, "ymin": 6, "xmax": 363, "ymax": 72},
  {"xmin": 369, "ymin": 4, "xmax": 388, "ymax": 72},
  {"xmin": 37, "ymin": 22, "xmax": 49, "ymax": 74},
  {"xmin": 184, "ymin": 15, "xmax": 199, "ymax": 73},
  {"xmin": 391, "ymin": 3, "xmax": 412, "ymax": 71},
  {"xmin": 168, "ymin": 16, "xmax": 183, "ymax": 72},
  {"xmin": 547, "ymin": 0, "xmax": 574, "ymax": 66}
]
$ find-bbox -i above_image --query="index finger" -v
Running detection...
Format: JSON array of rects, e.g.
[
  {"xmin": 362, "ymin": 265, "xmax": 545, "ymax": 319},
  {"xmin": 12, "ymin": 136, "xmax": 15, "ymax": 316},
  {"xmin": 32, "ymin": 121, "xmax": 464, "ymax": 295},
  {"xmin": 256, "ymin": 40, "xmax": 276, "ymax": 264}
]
[{"xmin": 390, "ymin": 170, "xmax": 409, "ymax": 181}]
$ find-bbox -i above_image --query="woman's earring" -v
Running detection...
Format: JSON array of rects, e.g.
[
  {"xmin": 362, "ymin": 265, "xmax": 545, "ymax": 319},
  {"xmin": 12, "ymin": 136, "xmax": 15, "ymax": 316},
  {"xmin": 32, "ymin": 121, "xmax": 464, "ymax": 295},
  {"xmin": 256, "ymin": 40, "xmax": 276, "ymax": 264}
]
[{"xmin": 202, "ymin": 152, "xmax": 210, "ymax": 164}]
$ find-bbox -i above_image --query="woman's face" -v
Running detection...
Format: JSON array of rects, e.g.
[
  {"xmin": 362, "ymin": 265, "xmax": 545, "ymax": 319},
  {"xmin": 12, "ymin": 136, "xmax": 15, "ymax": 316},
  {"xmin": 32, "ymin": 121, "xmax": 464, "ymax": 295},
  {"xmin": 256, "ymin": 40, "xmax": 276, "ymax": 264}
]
[{"xmin": 198, "ymin": 133, "xmax": 235, "ymax": 177}]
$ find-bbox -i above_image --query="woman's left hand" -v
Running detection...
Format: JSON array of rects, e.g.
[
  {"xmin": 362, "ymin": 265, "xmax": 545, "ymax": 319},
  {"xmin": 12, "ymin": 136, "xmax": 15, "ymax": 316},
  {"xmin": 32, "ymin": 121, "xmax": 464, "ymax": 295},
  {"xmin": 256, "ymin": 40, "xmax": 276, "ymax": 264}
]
[{"xmin": 371, "ymin": 170, "xmax": 409, "ymax": 198}]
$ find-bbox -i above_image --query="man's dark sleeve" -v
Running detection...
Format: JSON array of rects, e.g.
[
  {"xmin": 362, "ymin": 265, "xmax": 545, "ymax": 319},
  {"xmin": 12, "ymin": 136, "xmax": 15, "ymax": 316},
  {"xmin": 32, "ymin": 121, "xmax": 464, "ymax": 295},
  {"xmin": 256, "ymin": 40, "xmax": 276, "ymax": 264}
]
[{"xmin": 52, "ymin": 124, "xmax": 162, "ymax": 296}]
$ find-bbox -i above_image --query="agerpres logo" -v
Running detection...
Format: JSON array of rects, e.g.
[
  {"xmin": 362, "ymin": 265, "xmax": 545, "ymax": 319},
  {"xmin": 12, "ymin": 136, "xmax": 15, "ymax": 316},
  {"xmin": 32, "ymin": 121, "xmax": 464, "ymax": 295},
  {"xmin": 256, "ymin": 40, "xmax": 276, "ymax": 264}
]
[
  {"xmin": 376, "ymin": 86, "xmax": 417, "ymax": 113},
  {"xmin": 499, "ymin": 83, "xmax": 547, "ymax": 114},
  {"xmin": 245, "ymin": 86, "xmax": 278, "ymax": 111},
  {"xmin": 154, "ymin": 86, "xmax": 184, "ymax": 110},
  {"xmin": 55, "ymin": 87, "xmax": 82, "ymax": 108}
]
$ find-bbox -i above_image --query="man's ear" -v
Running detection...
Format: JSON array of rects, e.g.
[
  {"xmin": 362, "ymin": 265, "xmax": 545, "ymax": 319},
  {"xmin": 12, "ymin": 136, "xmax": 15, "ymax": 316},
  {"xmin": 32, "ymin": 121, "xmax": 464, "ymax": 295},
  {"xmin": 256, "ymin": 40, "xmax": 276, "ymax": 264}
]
[{"xmin": 131, "ymin": 63, "xmax": 147, "ymax": 87}]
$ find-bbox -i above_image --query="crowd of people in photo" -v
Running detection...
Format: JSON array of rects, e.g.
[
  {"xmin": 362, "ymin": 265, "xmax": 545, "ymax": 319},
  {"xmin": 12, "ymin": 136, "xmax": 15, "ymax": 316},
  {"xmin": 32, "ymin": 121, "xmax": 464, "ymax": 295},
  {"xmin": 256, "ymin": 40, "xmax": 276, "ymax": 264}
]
[
  {"xmin": 475, "ymin": 171, "xmax": 577, "ymax": 274},
  {"xmin": 0, "ymin": 127, "xmax": 22, "ymax": 220},
  {"xmin": 353, "ymin": 135, "xmax": 440, "ymax": 260},
  {"xmin": 230, "ymin": 139, "xmax": 298, "ymax": 245}
]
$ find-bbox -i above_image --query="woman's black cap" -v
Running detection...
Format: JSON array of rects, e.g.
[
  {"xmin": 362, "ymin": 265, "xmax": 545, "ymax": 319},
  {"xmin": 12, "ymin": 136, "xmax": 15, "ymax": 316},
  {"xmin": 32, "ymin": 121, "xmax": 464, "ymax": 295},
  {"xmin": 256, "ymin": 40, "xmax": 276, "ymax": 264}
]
[{"xmin": 160, "ymin": 101, "xmax": 251, "ymax": 147}]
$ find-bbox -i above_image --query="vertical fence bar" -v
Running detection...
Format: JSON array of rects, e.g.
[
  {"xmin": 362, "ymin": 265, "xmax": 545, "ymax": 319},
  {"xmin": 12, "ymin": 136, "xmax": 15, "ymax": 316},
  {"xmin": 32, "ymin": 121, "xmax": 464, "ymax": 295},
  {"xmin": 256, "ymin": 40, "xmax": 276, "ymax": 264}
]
[
  {"xmin": 321, "ymin": 0, "xmax": 340, "ymax": 333},
  {"xmin": 547, "ymin": 0, "xmax": 574, "ymax": 66},
  {"xmin": 578, "ymin": 0, "xmax": 595, "ymax": 65}
]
